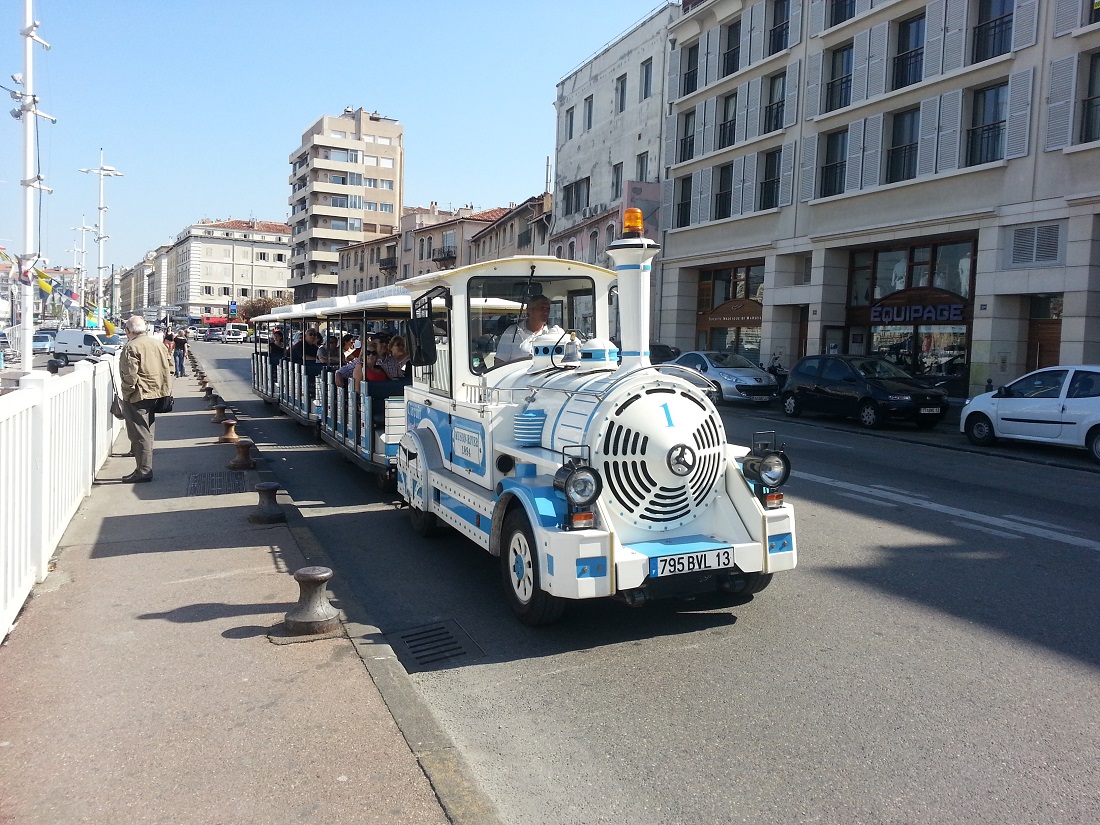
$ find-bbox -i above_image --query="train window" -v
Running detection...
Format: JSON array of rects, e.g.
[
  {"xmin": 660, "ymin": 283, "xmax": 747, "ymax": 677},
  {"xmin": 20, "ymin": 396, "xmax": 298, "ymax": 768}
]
[{"xmin": 468, "ymin": 275, "xmax": 595, "ymax": 372}]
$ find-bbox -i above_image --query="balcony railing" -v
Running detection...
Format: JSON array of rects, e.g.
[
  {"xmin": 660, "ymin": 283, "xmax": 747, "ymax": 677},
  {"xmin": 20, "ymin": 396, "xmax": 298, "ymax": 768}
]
[
  {"xmin": 885, "ymin": 143, "xmax": 918, "ymax": 182},
  {"xmin": 721, "ymin": 46, "xmax": 741, "ymax": 78},
  {"xmin": 892, "ymin": 48, "xmax": 924, "ymax": 90},
  {"xmin": 820, "ymin": 161, "xmax": 847, "ymax": 197},
  {"xmin": 378, "ymin": 255, "xmax": 398, "ymax": 270},
  {"xmin": 717, "ymin": 119, "xmax": 736, "ymax": 149},
  {"xmin": 825, "ymin": 75, "xmax": 852, "ymax": 112},
  {"xmin": 675, "ymin": 201, "xmax": 691, "ymax": 228},
  {"xmin": 763, "ymin": 100, "xmax": 785, "ymax": 133},
  {"xmin": 966, "ymin": 121, "xmax": 1006, "ymax": 165},
  {"xmin": 1081, "ymin": 95, "xmax": 1100, "ymax": 143},
  {"xmin": 679, "ymin": 134, "xmax": 696, "ymax": 163},
  {"xmin": 714, "ymin": 190, "xmax": 733, "ymax": 219},
  {"xmin": 682, "ymin": 67, "xmax": 699, "ymax": 96},
  {"xmin": 431, "ymin": 246, "xmax": 457, "ymax": 262},
  {"xmin": 769, "ymin": 21, "xmax": 789, "ymax": 55},
  {"xmin": 759, "ymin": 178, "xmax": 780, "ymax": 209},
  {"xmin": 972, "ymin": 15, "xmax": 1013, "ymax": 63},
  {"xmin": 517, "ymin": 228, "xmax": 532, "ymax": 248},
  {"xmin": 829, "ymin": 0, "xmax": 855, "ymax": 27}
]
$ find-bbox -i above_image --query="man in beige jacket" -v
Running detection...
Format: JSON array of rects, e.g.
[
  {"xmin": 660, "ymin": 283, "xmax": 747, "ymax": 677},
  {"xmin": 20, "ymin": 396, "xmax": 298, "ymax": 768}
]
[{"xmin": 119, "ymin": 316, "xmax": 173, "ymax": 482}]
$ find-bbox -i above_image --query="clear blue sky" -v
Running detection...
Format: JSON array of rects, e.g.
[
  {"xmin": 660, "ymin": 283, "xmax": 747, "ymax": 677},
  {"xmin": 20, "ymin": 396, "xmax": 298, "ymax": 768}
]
[{"xmin": 0, "ymin": 0, "xmax": 667, "ymax": 271}]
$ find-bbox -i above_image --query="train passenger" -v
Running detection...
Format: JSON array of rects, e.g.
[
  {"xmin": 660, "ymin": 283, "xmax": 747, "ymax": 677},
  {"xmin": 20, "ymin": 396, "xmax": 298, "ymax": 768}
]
[
  {"xmin": 288, "ymin": 328, "xmax": 320, "ymax": 364},
  {"xmin": 352, "ymin": 347, "xmax": 388, "ymax": 384},
  {"xmin": 317, "ymin": 334, "xmax": 342, "ymax": 368},
  {"xmin": 267, "ymin": 329, "xmax": 285, "ymax": 394},
  {"xmin": 334, "ymin": 346, "xmax": 361, "ymax": 389},
  {"xmin": 494, "ymin": 295, "xmax": 564, "ymax": 364},
  {"xmin": 379, "ymin": 336, "xmax": 411, "ymax": 380}
]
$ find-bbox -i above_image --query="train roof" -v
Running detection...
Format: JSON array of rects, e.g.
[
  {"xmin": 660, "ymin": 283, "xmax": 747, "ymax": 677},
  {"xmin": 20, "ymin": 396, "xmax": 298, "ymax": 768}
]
[
  {"xmin": 396, "ymin": 255, "xmax": 616, "ymax": 295},
  {"xmin": 251, "ymin": 284, "xmax": 523, "ymax": 323}
]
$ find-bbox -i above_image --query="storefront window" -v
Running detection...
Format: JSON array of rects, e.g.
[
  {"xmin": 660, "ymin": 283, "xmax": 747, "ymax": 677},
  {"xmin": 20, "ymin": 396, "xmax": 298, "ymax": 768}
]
[
  {"xmin": 911, "ymin": 246, "xmax": 931, "ymax": 287},
  {"xmin": 746, "ymin": 265, "xmax": 765, "ymax": 301},
  {"xmin": 712, "ymin": 269, "xmax": 733, "ymax": 307},
  {"xmin": 933, "ymin": 243, "xmax": 972, "ymax": 296},
  {"xmin": 874, "ymin": 249, "xmax": 908, "ymax": 299},
  {"xmin": 851, "ymin": 251, "xmax": 873, "ymax": 306}
]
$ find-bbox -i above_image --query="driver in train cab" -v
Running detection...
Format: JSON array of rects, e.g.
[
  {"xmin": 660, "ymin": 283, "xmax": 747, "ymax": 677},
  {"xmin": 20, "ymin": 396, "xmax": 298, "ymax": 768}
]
[{"xmin": 494, "ymin": 294, "xmax": 564, "ymax": 364}]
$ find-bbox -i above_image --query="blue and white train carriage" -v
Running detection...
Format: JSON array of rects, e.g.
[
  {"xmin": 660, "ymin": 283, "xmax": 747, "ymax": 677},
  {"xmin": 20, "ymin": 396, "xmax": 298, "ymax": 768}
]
[{"xmin": 252, "ymin": 209, "xmax": 798, "ymax": 624}]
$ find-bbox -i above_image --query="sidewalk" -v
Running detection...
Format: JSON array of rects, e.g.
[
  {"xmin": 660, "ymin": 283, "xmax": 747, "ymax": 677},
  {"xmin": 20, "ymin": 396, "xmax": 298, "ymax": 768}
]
[{"xmin": 0, "ymin": 366, "xmax": 483, "ymax": 824}]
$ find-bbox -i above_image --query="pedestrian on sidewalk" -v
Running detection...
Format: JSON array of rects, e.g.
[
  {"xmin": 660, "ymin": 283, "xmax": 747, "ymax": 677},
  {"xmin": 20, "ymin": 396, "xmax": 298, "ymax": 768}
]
[
  {"xmin": 172, "ymin": 329, "xmax": 188, "ymax": 376},
  {"xmin": 119, "ymin": 316, "xmax": 173, "ymax": 483}
]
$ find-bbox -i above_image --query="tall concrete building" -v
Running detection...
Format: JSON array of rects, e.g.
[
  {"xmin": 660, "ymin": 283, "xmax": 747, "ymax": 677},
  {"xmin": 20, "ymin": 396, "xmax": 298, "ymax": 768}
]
[
  {"xmin": 659, "ymin": 0, "xmax": 1099, "ymax": 397},
  {"xmin": 288, "ymin": 107, "xmax": 405, "ymax": 302}
]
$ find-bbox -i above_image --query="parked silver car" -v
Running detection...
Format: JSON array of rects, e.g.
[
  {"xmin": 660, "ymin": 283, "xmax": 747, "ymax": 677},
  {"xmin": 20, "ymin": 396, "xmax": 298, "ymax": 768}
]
[{"xmin": 671, "ymin": 351, "xmax": 779, "ymax": 403}]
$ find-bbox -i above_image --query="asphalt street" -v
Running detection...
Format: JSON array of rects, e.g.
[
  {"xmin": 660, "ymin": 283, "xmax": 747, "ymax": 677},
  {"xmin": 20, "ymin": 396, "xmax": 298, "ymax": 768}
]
[{"xmin": 195, "ymin": 342, "xmax": 1099, "ymax": 825}]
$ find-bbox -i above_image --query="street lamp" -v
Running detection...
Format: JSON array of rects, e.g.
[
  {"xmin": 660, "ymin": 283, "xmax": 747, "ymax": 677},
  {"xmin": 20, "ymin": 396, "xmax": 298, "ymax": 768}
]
[{"xmin": 79, "ymin": 150, "xmax": 123, "ymax": 332}]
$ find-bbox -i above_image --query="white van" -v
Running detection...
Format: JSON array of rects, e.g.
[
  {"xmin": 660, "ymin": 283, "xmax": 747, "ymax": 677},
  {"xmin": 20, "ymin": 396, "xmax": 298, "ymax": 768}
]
[{"xmin": 53, "ymin": 329, "xmax": 110, "ymax": 365}]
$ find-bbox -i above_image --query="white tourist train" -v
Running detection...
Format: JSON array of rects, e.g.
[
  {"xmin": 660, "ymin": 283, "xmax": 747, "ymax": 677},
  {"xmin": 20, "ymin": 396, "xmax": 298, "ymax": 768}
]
[{"xmin": 251, "ymin": 209, "xmax": 797, "ymax": 624}]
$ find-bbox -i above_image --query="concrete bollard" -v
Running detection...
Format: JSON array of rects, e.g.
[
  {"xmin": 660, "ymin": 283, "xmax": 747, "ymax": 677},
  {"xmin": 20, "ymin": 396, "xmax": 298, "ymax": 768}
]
[
  {"xmin": 203, "ymin": 386, "xmax": 216, "ymax": 405},
  {"xmin": 228, "ymin": 437, "xmax": 256, "ymax": 470},
  {"xmin": 218, "ymin": 418, "xmax": 240, "ymax": 443},
  {"xmin": 249, "ymin": 481, "xmax": 285, "ymax": 523},
  {"xmin": 284, "ymin": 567, "xmax": 340, "ymax": 636},
  {"xmin": 211, "ymin": 402, "xmax": 229, "ymax": 423}
]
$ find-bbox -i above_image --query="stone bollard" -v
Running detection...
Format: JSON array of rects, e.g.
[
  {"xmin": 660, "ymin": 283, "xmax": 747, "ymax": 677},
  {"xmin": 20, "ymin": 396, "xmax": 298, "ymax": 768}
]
[
  {"xmin": 202, "ymin": 386, "xmax": 215, "ymax": 405},
  {"xmin": 198, "ymin": 376, "xmax": 208, "ymax": 390},
  {"xmin": 218, "ymin": 418, "xmax": 240, "ymax": 443},
  {"xmin": 249, "ymin": 481, "xmax": 285, "ymax": 523},
  {"xmin": 284, "ymin": 567, "xmax": 340, "ymax": 636},
  {"xmin": 228, "ymin": 437, "xmax": 255, "ymax": 470},
  {"xmin": 211, "ymin": 402, "xmax": 229, "ymax": 423}
]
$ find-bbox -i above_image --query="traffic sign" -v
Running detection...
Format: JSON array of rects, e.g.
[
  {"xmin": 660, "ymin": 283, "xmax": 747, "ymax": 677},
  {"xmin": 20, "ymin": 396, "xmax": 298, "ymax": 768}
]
[{"xmin": 229, "ymin": 301, "xmax": 238, "ymax": 317}]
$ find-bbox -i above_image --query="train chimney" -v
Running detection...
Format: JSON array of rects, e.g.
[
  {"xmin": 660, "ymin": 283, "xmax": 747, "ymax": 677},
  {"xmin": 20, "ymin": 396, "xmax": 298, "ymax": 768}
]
[{"xmin": 606, "ymin": 208, "xmax": 661, "ymax": 371}]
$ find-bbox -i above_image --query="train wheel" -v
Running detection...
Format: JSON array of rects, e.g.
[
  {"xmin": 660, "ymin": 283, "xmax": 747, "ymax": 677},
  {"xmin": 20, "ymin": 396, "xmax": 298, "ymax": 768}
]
[
  {"xmin": 409, "ymin": 504, "xmax": 439, "ymax": 538},
  {"xmin": 500, "ymin": 510, "xmax": 564, "ymax": 626},
  {"xmin": 740, "ymin": 572, "xmax": 773, "ymax": 594}
]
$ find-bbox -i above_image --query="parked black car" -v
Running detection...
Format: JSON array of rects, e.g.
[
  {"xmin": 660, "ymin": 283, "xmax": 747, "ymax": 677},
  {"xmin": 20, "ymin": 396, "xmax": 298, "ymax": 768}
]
[
  {"xmin": 781, "ymin": 354, "xmax": 949, "ymax": 429},
  {"xmin": 649, "ymin": 342, "xmax": 682, "ymax": 364}
]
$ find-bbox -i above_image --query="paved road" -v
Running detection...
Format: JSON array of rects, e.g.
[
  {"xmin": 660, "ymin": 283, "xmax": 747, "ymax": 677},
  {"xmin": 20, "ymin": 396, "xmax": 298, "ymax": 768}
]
[{"xmin": 196, "ymin": 342, "xmax": 1100, "ymax": 825}]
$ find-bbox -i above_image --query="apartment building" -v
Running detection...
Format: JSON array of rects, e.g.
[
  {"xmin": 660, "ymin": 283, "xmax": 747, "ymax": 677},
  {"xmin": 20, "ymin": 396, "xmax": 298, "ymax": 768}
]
[
  {"xmin": 471, "ymin": 194, "xmax": 553, "ymax": 263},
  {"xmin": 287, "ymin": 108, "xmax": 405, "ymax": 302},
  {"xmin": 660, "ymin": 0, "xmax": 1100, "ymax": 397},
  {"xmin": 164, "ymin": 219, "xmax": 292, "ymax": 324}
]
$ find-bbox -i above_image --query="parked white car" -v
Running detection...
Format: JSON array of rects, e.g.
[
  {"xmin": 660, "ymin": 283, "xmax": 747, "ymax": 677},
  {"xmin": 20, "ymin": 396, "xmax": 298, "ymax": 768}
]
[
  {"xmin": 960, "ymin": 365, "xmax": 1100, "ymax": 463},
  {"xmin": 223, "ymin": 329, "xmax": 246, "ymax": 344}
]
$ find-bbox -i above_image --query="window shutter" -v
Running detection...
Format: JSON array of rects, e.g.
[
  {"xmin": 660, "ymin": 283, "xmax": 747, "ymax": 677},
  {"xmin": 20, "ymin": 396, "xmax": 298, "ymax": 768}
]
[
  {"xmin": 942, "ymin": 0, "xmax": 966, "ymax": 73},
  {"xmin": 867, "ymin": 23, "xmax": 888, "ymax": 98},
  {"xmin": 736, "ymin": 81, "xmax": 750, "ymax": 143},
  {"xmin": 937, "ymin": 90, "xmax": 962, "ymax": 172},
  {"xmin": 862, "ymin": 113, "xmax": 883, "ymax": 186},
  {"xmin": 705, "ymin": 28, "xmax": 720, "ymax": 87},
  {"xmin": 664, "ymin": 112, "xmax": 678, "ymax": 171},
  {"xmin": 853, "ymin": 30, "xmax": 871, "ymax": 104},
  {"xmin": 749, "ymin": 2, "xmax": 766, "ymax": 65},
  {"xmin": 924, "ymin": 0, "xmax": 945, "ymax": 79},
  {"xmin": 1011, "ymin": 224, "xmax": 1061, "ymax": 264},
  {"xmin": 805, "ymin": 51, "xmax": 823, "ymax": 119},
  {"xmin": 788, "ymin": 0, "xmax": 803, "ymax": 48},
  {"xmin": 1035, "ymin": 225, "xmax": 1060, "ymax": 261},
  {"xmin": 784, "ymin": 60, "xmax": 801, "ymax": 128},
  {"xmin": 695, "ymin": 103, "xmax": 707, "ymax": 159},
  {"xmin": 661, "ymin": 178, "xmax": 674, "ymax": 231},
  {"xmin": 809, "ymin": 0, "xmax": 826, "ymax": 37},
  {"xmin": 846, "ymin": 119, "xmax": 865, "ymax": 191},
  {"xmin": 1044, "ymin": 56, "xmax": 1077, "ymax": 151},
  {"xmin": 1011, "ymin": 0, "xmax": 1038, "ymax": 51},
  {"xmin": 742, "ymin": 151, "xmax": 758, "ymax": 213},
  {"xmin": 746, "ymin": 77, "xmax": 762, "ymax": 140},
  {"xmin": 667, "ymin": 45, "xmax": 682, "ymax": 102},
  {"xmin": 732, "ymin": 155, "xmax": 746, "ymax": 216},
  {"xmin": 1005, "ymin": 67, "xmax": 1033, "ymax": 159},
  {"xmin": 694, "ymin": 169, "xmax": 710, "ymax": 224},
  {"xmin": 702, "ymin": 97, "xmax": 718, "ymax": 155},
  {"xmin": 855, "ymin": 0, "xmax": 872, "ymax": 14},
  {"xmin": 740, "ymin": 9, "xmax": 754, "ymax": 69},
  {"xmin": 779, "ymin": 141, "xmax": 797, "ymax": 207},
  {"xmin": 1053, "ymin": 0, "xmax": 1081, "ymax": 35},
  {"xmin": 917, "ymin": 97, "xmax": 940, "ymax": 176},
  {"xmin": 800, "ymin": 133, "xmax": 819, "ymax": 201}
]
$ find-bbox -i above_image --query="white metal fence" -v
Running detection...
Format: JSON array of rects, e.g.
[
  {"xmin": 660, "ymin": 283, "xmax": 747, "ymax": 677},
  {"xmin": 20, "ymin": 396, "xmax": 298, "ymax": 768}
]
[{"xmin": 0, "ymin": 357, "xmax": 123, "ymax": 636}]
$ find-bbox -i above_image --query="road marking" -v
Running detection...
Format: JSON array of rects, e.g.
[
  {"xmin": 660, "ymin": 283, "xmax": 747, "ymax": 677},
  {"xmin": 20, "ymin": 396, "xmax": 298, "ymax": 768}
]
[
  {"xmin": 870, "ymin": 484, "xmax": 931, "ymax": 498},
  {"xmin": 832, "ymin": 491, "xmax": 898, "ymax": 508},
  {"xmin": 1000, "ymin": 514, "xmax": 1081, "ymax": 532},
  {"xmin": 950, "ymin": 521, "xmax": 1022, "ymax": 539},
  {"xmin": 793, "ymin": 470, "xmax": 1100, "ymax": 552}
]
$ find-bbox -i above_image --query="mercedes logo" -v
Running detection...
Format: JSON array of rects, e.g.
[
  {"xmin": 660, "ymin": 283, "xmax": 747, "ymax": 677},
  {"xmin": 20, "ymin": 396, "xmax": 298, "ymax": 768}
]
[{"xmin": 666, "ymin": 444, "xmax": 697, "ymax": 477}]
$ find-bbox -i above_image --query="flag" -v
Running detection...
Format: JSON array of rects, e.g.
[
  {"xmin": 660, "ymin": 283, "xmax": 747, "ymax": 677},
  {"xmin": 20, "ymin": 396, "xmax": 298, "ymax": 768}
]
[{"xmin": 37, "ymin": 276, "xmax": 53, "ymax": 300}]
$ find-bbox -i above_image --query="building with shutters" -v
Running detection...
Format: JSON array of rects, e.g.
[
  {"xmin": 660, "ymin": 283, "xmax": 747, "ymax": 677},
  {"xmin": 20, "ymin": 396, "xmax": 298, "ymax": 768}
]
[{"xmin": 660, "ymin": 0, "xmax": 1099, "ymax": 398}]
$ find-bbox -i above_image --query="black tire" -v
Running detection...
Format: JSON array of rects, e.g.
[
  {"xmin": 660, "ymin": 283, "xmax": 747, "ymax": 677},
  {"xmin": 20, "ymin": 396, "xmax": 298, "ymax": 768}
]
[
  {"xmin": 500, "ymin": 509, "xmax": 564, "ymax": 626},
  {"xmin": 857, "ymin": 400, "xmax": 882, "ymax": 429},
  {"xmin": 741, "ymin": 572, "xmax": 773, "ymax": 595},
  {"xmin": 54, "ymin": 353, "xmax": 68, "ymax": 366},
  {"xmin": 965, "ymin": 413, "xmax": 997, "ymax": 446},
  {"xmin": 408, "ymin": 504, "xmax": 440, "ymax": 538},
  {"xmin": 376, "ymin": 469, "xmax": 397, "ymax": 493},
  {"xmin": 1086, "ymin": 427, "xmax": 1100, "ymax": 464},
  {"xmin": 781, "ymin": 392, "xmax": 802, "ymax": 417}
]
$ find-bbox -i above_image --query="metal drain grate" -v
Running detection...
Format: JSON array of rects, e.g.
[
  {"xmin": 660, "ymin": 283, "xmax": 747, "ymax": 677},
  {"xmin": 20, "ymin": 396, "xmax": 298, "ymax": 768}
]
[
  {"xmin": 187, "ymin": 471, "xmax": 250, "ymax": 496},
  {"xmin": 387, "ymin": 619, "xmax": 483, "ymax": 673}
]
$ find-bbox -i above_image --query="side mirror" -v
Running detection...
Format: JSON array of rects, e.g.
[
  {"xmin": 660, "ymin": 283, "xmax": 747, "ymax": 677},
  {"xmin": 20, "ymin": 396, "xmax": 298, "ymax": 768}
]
[{"xmin": 405, "ymin": 317, "xmax": 437, "ymax": 367}]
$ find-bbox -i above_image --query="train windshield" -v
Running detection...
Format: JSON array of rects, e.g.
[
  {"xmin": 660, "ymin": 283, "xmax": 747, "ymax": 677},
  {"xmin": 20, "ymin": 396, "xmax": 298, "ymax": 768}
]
[{"xmin": 467, "ymin": 275, "xmax": 596, "ymax": 372}]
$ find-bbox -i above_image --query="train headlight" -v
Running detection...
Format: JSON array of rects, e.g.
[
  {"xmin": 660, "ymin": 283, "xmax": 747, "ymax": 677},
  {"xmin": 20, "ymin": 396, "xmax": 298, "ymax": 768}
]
[
  {"xmin": 740, "ymin": 432, "xmax": 791, "ymax": 489},
  {"xmin": 554, "ymin": 464, "xmax": 603, "ymax": 508}
]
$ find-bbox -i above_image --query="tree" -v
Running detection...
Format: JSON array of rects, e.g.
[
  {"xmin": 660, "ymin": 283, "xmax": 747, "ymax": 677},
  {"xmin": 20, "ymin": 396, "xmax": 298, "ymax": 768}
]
[{"xmin": 238, "ymin": 296, "xmax": 293, "ymax": 322}]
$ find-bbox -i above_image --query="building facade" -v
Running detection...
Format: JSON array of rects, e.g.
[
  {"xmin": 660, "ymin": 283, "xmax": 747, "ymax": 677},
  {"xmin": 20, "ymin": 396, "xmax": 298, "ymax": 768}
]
[
  {"xmin": 552, "ymin": 4, "xmax": 679, "ymax": 269},
  {"xmin": 288, "ymin": 108, "xmax": 405, "ymax": 302},
  {"xmin": 471, "ymin": 194, "xmax": 554, "ymax": 263},
  {"xmin": 659, "ymin": 0, "xmax": 1100, "ymax": 397}
]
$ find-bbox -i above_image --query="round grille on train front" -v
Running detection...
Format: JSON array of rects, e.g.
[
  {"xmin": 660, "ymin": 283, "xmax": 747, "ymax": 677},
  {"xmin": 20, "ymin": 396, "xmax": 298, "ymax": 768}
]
[{"xmin": 594, "ymin": 385, "xmax": 726, "ymax": 531}]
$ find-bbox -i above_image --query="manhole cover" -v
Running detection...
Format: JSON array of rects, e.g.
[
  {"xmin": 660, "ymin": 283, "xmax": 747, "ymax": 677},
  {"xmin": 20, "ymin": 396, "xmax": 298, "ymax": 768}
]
[
  {"xmin": 187, "ymin": 471, "xmax": 250, "ymax": 496},
  {"xmin": 387, "ymin": 619, "xmax": 483, "ymax": 673}
]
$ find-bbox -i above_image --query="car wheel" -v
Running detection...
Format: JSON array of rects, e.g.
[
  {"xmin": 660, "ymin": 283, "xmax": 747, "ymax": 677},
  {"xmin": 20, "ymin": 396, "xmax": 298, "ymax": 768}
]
[
  {"xmin": 54, "ymin": 353, "xmax": 68, "ymax": 366},
  {"xmin": 857, "ymin": 401, "xmax": 882, "ymax": 429},
  {"xmin": 965, "ymin": 413, "xmax": 997, "ymax": 447},
  {"xmin": 782, "ymin": 393, "xmax": 802, "ymax": 417},
  {"xmin": 1086, "ymin": 427, "xmax": 1100, "ymax": 464},
  {"xmin": 500, "ymin": 509, "xmax": 564, "ymax": 626}
]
